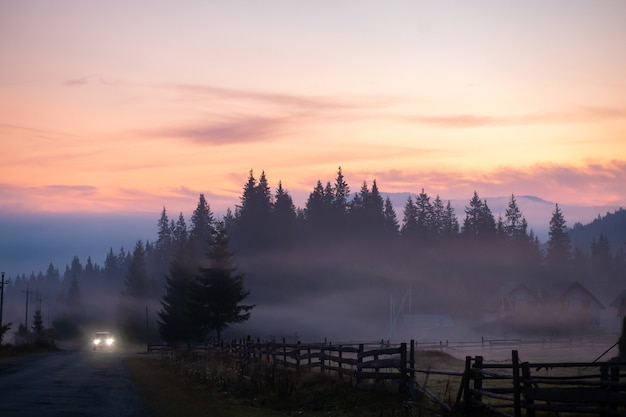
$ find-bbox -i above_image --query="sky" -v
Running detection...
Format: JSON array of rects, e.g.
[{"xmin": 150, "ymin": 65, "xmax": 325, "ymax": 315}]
[{"xmin": 1, "ymin": 1, "xmax": 626, "ymax": 217}]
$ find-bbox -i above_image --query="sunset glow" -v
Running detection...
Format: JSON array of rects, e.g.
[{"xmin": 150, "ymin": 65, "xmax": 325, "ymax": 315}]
[{"xmin": 2, "ymin": 1, "xmax": 625, "ymax": 216}]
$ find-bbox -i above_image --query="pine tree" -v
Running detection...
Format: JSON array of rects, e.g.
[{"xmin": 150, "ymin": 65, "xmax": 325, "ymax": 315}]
[
  {"xmin": 546, "ymin": 203, "xmax": 571, "ymax": 271},
  {"xmin": 415, "ymin": 189, "xmax": 434, "ymax": 239},
  {"xmin": 124, "ymin": 241, "xmax": 149, "ymax": 298},
  {"xmin": 104, "ymin": 248, "xmax": 119, "ymax": 280},
  {"xmin": 236, "ymin": 170, "xmax": 273, "ymax": 251},
  {"xmin": 348, "ymin": 181, "xmax": 369, "ymax": 234},
  {"xmin": 32, "ymin": 310, "xmax": 44, "ymax": 334},
  {"xmin": 383, "ymin": 196, "xmax": 399, "ymax": 239},
  {"xmin": 189, "ymin": 194, "xmax": 215, "ymax": 263},
  {"xmin": 462, "ymin": 191, "xmax": 496, "ymax": 239},
  {"xmin": 431, "ymin": 195, "xmax": 445, "ymax": 236},
  {"xmin": 442, "ymin": 200, "xmax": 459, "ymax": 237},
  {"xmin": 401, "ymin": 196, "xmax": 418, "ymax": 239},
  {"xmin": 158, "ymin": 250, "xmax": 197, "ymax": 345},
  {"xmin": 272, "ymin": 181, "xmax": 297, "ymax": 246},
  {"xmin": 189, "ymin": 222, "xmax": 254, "ymax": 341},
  {"xmin": 503, "ymin": 194, "xmax": 528, "ymax": 241},
  {"xmin": 117, "ymin": 241, "xmax": 151, "ymax": 342},
  {"xmin": 173, "ymin": 212, "xmax": 188, "ymax": 249},
  {"xmin": 156, "ymin": 207, "xmax": 173, "ymax": 255},
  {"xmin": 333, "ymin": 166, "xmax": 350, "ymax": 216},
  {"xmin": 304, "ymin": 180, "xmax": 327, "ymax": 238}
]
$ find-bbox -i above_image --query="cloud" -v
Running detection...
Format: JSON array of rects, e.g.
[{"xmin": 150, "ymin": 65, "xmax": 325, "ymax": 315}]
[
  {"xmin": 62, "ymin": 75, "xmax": 126, "ymax": 87},
  {"xmin": 404, "ymin": 107, "xmax": 626, "ymax": 128},
  {"xmin": 63, "ymin": 77, "xmax": 89, "ymax": 87},
  {"xmin": 157, "ymin": 116, "xmax": 288, "ymax": 145},
  {"xmin": 169, "ymin": 83, "xmax": 399, "ymax": 112}
]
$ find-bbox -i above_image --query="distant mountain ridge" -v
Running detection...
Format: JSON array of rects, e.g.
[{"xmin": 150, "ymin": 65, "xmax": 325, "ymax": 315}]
[{"xmin": 569, "ymin": 208, "xmax": 626, "ymax": 255}]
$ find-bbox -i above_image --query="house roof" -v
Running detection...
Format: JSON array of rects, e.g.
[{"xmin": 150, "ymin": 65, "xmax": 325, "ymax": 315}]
[
  {"xmin": 610, "ymin": 290, "xmax": 626, "ymax": 308},
  {"xmin": 559, "ymin": 281, "xmax": 605, "ymax": 310}
]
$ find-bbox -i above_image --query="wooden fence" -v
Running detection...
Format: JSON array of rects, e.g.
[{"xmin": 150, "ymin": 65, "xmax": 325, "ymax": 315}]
[
  {"xmin": 228, "ymin": 338, "xmax": 415, "ymax": 391},
  {"xmin": 151, "ymin": 339, "xmax": 626, "ymax": 416},
  {"xmin": 459, "ymin": 350, "xmax": 626, "ymax": 417}
]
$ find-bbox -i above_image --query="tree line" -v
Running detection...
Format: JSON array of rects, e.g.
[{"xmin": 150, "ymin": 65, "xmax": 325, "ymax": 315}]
[{"xmin": 3, "ymin": 167, "xmax": 625, "ymax": 345}]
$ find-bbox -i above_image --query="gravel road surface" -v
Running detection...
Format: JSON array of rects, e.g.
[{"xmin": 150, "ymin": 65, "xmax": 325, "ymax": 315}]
[{"xmin": 0, "ymin": 348, "xmax": 150, "ymax": 417}]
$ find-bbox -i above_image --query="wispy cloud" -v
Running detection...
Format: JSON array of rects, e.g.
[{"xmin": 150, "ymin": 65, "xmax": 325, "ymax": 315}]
[
  {"xmin": 62, "ymin": 74, "xmax": 126, "ymax": 87},
  {"xmin": 404, "ymin": 107, "xmax": 626, "ymax": 128},
  {"xmin": 168, "ymin": 83, "xmax": 399, "ymax": 112},
  {"xmin": 63, "ymin": 77, "xmax": 89, "ymax": 87},
  {"xmin": 155, "ymin": 115, "xmax": 289, "ymax": 145}
]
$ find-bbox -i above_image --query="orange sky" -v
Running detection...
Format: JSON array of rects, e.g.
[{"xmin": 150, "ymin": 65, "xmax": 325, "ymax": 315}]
[{"xmin": 2, "ymin": 1, "xmax": 625, "ymax": 216}]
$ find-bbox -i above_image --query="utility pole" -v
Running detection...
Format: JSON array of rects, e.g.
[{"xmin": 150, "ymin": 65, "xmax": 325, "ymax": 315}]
[
  {"xmin": 23, "ymin": 283, "xmax": 32, "ymax": 329},
  {"xmin": 0, "ymin": 272, "xmax": 7, "ymax": 344}
]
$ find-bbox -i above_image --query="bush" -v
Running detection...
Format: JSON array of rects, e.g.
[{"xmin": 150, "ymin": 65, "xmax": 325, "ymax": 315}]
[{"xmin": 51, "ymin": 315, "xmax": 82, "ymax": 340}]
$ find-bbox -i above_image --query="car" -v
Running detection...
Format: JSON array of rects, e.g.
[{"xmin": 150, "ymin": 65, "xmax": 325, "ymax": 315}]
[{"xmin": 92, "ymin": 332, "xmax": 115, "ymax": 351}]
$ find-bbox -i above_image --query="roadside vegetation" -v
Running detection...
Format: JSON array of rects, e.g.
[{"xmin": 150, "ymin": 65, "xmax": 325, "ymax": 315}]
[{"xmin": 126, "ymin": 349, "xmax": 465, "ymax": 417}]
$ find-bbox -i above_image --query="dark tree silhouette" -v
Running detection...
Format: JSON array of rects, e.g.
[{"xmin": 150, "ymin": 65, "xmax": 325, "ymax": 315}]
[
  {"xmin": 189, "ymin": 194, "xmax": 215, "ymax": 264},
  {"xmin": 546, "ymin": 203, "xmax": 571, "ymax": 271},
  {"xmin": 189, "ymin": 222, "xmax": 254, "ymax": 341},
  {"xmin": 32, "ymin": 310, "xmax": 44, "ymax": 334},
  {"xmin": 382, "ymin": 196, "xmax": 400, "ymax": 239},
  {"xmin": 462, "ymin": 191, "xmax": 496, "ymax": 239},
  {"xmin": 272, "ymin": 181, "xmax": 297, "ymax": 246},
  {"xmin": 401, "ymin": 195, "xmax": 418, "ymax": 240},
  {"xmin": 158, "ymin": 249, "xmax": 197, "ymax": 345},
  {"xmin": 117, "ymin": 240, "xmax": 151, "ymax": 342}
]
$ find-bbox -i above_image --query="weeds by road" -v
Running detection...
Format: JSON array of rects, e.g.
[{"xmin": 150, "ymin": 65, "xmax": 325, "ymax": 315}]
[{"xmin": 126, "ymin": 352, "xmax": 448, "ymax": 417}]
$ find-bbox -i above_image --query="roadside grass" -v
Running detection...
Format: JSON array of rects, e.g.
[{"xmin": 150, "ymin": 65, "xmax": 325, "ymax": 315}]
[
  {"xmin": 0, "ymin": 342, "xmax": 60, "ymax": 368},
  {"xmin": 126, "ymin": 354, "xmax": 271, "ymax": 417},
  {"xmin": 125, "ymin": 352, "xmax": 452, "ymax": 417}
]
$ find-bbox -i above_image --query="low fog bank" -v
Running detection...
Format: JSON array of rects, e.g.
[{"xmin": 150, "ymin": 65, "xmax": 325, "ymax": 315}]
[{"xmin": 235, "ymin": 288, "xmax": 391, "ymax": 343}]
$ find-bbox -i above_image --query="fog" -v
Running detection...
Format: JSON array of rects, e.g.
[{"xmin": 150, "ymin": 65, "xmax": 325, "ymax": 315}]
[{"xmin": 1, "ymin": 199, "xmax": 623, "ymax": 364}]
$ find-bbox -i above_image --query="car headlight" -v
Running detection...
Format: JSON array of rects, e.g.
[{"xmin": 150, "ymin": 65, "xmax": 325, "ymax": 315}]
[
  {"xmin": 93, "ymin": 338, "xmax": 101, "ymax": 345},
  {"xmin": 105, "ymin": 338, "xmax": 114, "ymax": 346}
]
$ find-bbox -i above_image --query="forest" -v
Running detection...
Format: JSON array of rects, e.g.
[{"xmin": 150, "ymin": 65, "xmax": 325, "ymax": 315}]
[{"xmin": 1, "ymin": 167, "xmax": 625, "ymax": 345}]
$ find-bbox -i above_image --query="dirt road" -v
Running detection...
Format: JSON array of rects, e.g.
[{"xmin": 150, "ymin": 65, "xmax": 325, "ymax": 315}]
[{"xmin": 0, "ymin": 348, "xmax": 150, "ymax": 417}]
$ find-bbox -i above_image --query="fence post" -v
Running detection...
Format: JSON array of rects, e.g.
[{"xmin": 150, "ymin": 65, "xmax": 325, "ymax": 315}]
[
  {"xmin": 356, "ymin": 343, "xmax": 364, "ymax": 388},
  {"xmin": 320, "ymin": 344, "xmax": 326, "ymax": 375},
  {"xmin": 410, "ymin": 339, "xmax": 415, "ymax": 381},
  {"xmin": 512, "ymin": 350, "xmax": 521, "ymax": 417},
  {"xmin": 609, "ymin": 365, "xmax": 620, "ymax": 415},
  {"xmin": 400, "ymin": 342, "xmax": 407, "ymax": 393},
  {"xmin": 282, "ymin": 338, "xmax": 287, "ymax": 367},
  {"xmin": 296, "ymin": 341, "xmax": 301, "ymax": 373},
  {"xmin": 462, "ymin": 356, "xmax": 472, "ymax": 414},
  {"xmin": 474, "ymin": 356, "xmax": 483, "ymax": 404},
  {"xmin": 521, "ymin": 361, "xmax": 535, "ymax": 417}
]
